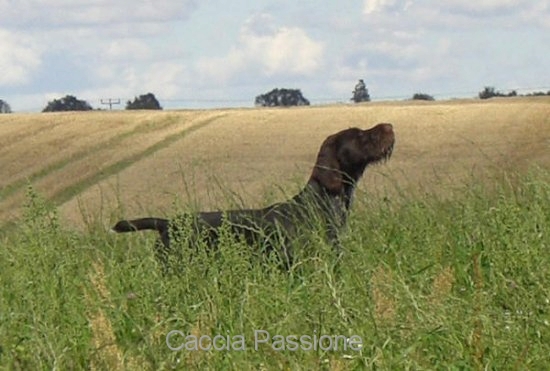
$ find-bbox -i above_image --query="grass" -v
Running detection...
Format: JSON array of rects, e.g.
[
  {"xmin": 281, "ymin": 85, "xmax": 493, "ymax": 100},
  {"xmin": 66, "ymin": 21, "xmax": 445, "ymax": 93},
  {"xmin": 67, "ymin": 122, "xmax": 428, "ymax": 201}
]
[{"xmin": 1, "ymin": 169, "xmax": 549, "ymax": 369}]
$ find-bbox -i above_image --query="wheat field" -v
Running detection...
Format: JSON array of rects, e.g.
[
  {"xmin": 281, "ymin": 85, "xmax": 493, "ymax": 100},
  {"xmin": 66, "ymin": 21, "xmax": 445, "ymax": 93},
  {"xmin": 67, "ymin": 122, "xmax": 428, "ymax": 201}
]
[{"xmin": 1, "ymin": 97, "xmax": 548, "ymax": 228}]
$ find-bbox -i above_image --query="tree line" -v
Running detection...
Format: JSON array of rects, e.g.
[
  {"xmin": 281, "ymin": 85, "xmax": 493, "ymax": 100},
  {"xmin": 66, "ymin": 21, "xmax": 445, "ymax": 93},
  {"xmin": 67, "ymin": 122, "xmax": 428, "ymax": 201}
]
[
  {"xmin": 39, "ymin": 93, "xmax": 163, "ymax": 112},
  {"xmin": 0, "ymin": 93, "xmax": 163, "ymax": 114},
  {"xmin": 1, "ymin": 84, "xmax": 549, "ymax": 113}
]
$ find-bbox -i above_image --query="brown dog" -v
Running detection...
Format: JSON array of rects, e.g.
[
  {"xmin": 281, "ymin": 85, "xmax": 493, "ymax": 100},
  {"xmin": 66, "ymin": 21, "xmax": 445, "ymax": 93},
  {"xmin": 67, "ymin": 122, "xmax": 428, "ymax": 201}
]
[{"xmin": 112, "ymin": 123, "xmax": 395, "ymax": 269}]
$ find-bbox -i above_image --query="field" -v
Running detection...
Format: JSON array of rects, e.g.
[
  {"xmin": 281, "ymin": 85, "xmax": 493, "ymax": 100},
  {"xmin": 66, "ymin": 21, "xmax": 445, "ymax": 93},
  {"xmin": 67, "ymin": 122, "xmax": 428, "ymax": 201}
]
[{"xmin": 1, "ymin": 98, "xmax": 549, "ymax": 369}]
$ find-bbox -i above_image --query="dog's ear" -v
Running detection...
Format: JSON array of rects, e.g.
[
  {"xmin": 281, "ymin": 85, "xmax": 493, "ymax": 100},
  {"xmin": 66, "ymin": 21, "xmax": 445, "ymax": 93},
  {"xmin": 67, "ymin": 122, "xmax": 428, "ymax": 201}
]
[{"xmin": 310, "ymin": 134, "xmax": 342, "ymax": 194}]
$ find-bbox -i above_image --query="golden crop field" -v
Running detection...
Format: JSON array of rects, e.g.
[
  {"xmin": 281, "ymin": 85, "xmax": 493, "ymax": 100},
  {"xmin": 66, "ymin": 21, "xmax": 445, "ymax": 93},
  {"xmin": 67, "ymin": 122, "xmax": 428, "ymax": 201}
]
[{"xmin": 1, "ymin": 97, "xmax": 549, "ymax": 229}]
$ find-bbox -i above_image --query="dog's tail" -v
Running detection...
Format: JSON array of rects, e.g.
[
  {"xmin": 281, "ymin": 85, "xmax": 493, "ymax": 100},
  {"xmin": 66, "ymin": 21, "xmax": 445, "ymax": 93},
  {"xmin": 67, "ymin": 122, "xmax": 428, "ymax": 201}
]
[{"xmin": 111, "ymin": 218, "xmax": 169, "ymax": 234}]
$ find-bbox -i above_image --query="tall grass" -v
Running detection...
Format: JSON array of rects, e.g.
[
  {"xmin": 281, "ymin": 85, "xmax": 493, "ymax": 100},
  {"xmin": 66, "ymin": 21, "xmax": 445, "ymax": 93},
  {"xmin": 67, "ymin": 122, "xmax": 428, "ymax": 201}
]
[{"xmin": 1, "ymin": 170, "xmax": 549, "ymax": 369}]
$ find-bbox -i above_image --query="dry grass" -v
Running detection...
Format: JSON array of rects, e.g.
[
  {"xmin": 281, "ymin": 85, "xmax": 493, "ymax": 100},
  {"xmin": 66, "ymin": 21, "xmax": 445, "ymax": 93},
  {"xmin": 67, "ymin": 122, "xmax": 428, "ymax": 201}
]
[
  {"xmin": 371, "ymin": 265, "xmax": 397, "ymax": 324},
  {"xmin": 1, "ymin": 97, "xmax": 549, "ymax": 228},
  {"xmin": 429, "ymin": 266, "xmax": 455, "ymax": 306},
  {"xmin": 184, "ymin": 313, "xmax": 215, "ymax": 368},
  {"xmin": 86, "ymin": 261, "xmax": 124, "ymax": 370}
]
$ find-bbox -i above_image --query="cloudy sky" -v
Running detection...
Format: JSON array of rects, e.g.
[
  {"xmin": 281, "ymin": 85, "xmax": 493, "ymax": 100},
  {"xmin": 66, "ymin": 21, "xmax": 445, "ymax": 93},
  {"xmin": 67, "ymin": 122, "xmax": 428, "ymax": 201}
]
[{"xmin": 1, "ymin": 0, "xmax": 549, "ymax": 112}]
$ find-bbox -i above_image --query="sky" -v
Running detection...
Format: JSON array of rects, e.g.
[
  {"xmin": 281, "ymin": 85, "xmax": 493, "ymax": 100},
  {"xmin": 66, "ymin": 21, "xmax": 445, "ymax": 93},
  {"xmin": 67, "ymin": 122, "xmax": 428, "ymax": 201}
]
[{"xmin": 1, "ymin": 0, "xmax": 549, "ymax": 112}]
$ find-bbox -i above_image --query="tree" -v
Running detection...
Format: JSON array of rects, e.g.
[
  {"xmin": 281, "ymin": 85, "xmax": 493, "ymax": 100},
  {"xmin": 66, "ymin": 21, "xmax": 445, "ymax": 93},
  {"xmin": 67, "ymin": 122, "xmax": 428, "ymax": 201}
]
[
  {"xmin": 412, "ymin": 93, "xmax": 435, "ymax": 101},
  {"xmin": 42, "ymin": 95, "xmax": 93, "ymax": 112},
  {"xmin": 479, "ymin": 86, "xmax": 497, "ymax": 99},
  {"xmin": 0, "ymin": 99, "xmax": 12, "ymax": 113},
  {"xmin": 126, "ymin": 93, "xmax": 162, "ymax": 110},
  {"xmin": 255, "ymin": 88, "xmax": 310, "ymax": 107},
  {"xmin": 351, "ymin": 79, "xmax": 370, "ymax": 103}
]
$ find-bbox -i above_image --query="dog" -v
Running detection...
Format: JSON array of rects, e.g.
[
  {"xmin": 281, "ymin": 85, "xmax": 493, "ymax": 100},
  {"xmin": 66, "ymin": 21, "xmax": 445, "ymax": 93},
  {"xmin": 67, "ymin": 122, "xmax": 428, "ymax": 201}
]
[{"xmin": 112, "ymin": 123, "xmax": 395, "ymax": 269}]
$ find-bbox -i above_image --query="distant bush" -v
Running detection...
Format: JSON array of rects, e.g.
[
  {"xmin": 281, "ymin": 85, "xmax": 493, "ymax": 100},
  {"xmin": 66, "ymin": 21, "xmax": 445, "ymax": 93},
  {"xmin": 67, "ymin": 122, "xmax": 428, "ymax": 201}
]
[
  {"xmin": 525, "ymin": 91, "xmax": 550, "ymax": 97},
  {"xmin": 255, "ymin": 88, "xmax": 310, "ymax": 107},
  {"xmin": 351, "ymin": 79, "xmax": 370, "ymax": 103},
  {"xmin": 478, "ymin": 86, "xmax": 518, "ymax": 100},
  {"xmin": 0, "ymin": 99, "xmax": 12, "ymax": 114},
  {"xmin": 42, "ymin": 95, "xmax": 93, "ymax": 112},
  {"xmin": 412, "ymin": 93, "xmax": 435, "ymax": 101},
  {"xmin": 126, "ymin": 93, "xmax": 162, "ymax": 110}
]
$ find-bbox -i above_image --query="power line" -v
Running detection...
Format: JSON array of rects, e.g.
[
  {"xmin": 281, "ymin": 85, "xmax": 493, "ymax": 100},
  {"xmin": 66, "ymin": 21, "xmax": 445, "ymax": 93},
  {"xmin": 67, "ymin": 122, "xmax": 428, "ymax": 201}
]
[{"xmin": 100, "ymin": 98, "xmax": 121, "ymax": 110}]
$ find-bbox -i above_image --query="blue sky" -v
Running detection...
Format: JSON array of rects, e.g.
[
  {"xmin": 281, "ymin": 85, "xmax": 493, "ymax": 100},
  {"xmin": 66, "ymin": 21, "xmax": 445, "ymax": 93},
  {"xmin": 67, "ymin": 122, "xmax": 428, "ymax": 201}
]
[{"xmin": 1, "ymin": 0, "xmax": 549, "ymax": 112}]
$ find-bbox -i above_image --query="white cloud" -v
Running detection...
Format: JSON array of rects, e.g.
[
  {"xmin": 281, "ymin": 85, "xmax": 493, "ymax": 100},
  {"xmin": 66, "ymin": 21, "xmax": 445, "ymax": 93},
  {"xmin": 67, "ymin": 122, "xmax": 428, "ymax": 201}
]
[
  {"xmin": 257, "ymin": 27, "xmax": 324, "ymax": 75},
  {"xmin": 0, "ymin": 0, "xmax": 198, "ymax": 30},
  {"xmin": 332, "ymin": 17, "xmax": 459, "ymax": 100},
  {"xmin": 87, "ymin": 61, "xmax": 188, "ymax": 103},
  {"xmin": 197, "ymin": 13, "xmax": 324, "ymax": 85},
  {"xmin": 347, "ymin": 0, "xmax": 550, "ymax": 100},
  {"xmin": 443, "ymin": 0, "xmax": 523, "ymax": 14},
  {"xmin": 363, "ymin": 0, "xmax": 550, "ymax": 29},
  {"xmin": 0, "ymin": 29, "xmax": 42, "ymax": 86},
  {"xmin": 364, "ymin": 0, "xmax": 412, "ymax": 14},
  {"xmin": 519, "ymin": 1, "xmax": 550, "ymax": 28},
  {"xmin": 355, "ymin": 0, "xmax": 549, "ymax": 92},
  {"xmin": 0, "ymin": 0, "xmax": 197, "ymax": 93},
  {"xmin": 242, "ymin": 13, "xmax": 278, "ymax": 36},
  {"xmin": 131, "ymin": 62, "xmax": 188, "ymax": 98},
  {"xmin": 104, "ymin": 40, "xmax": 152, "ymax": 62}
]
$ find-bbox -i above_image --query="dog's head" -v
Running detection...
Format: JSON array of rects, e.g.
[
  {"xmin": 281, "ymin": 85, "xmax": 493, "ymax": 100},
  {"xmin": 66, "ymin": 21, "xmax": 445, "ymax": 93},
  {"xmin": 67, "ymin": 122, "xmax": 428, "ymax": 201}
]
[{"xmin": 310, "ymin": 123, "xmax": 395, "ymax": 194}]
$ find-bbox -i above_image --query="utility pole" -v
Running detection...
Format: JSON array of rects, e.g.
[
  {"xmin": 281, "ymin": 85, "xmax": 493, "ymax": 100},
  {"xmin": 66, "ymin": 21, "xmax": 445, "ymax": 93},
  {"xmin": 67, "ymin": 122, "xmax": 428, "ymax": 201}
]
[{"xmin": 100, "ymin": 98, "xmax": 121, "ymax": 110}]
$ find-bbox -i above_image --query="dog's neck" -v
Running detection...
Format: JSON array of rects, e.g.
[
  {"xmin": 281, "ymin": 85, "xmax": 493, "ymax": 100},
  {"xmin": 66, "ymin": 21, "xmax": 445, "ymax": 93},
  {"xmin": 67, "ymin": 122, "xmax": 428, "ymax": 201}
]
[
  {"xmin": 340, "ymin": 164, "xmax": 368, "ymax": 209},
  {"xmin": 302, "ymin": 178, "xmax": 356, "ymax": 212}
]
